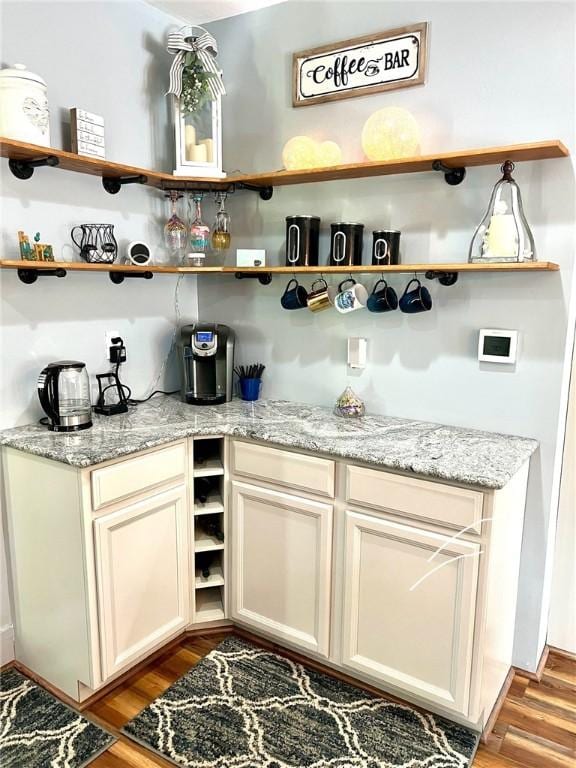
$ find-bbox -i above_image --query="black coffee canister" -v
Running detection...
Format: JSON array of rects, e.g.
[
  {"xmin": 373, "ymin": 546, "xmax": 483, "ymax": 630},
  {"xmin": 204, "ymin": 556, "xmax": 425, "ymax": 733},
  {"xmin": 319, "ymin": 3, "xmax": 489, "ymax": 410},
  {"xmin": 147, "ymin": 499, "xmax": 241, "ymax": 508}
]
[
  {"xmin": 328, "ymin": 223, "xmax": 364, "ymax": 266},
  {"xmin": 372, "ymin": 230, "xmax": 401, "ymax": 265},
  {"xmin": 285, "ymin": 215, "xmax": 320, "ymax": 267}
]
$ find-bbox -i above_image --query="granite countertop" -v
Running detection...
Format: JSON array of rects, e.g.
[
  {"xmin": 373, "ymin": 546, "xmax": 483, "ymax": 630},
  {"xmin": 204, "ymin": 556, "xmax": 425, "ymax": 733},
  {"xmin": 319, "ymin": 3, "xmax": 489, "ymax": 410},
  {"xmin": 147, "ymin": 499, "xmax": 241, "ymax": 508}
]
[{"xmin": 0, "ymin": 396, "xmax": 538, "ymax": 489}]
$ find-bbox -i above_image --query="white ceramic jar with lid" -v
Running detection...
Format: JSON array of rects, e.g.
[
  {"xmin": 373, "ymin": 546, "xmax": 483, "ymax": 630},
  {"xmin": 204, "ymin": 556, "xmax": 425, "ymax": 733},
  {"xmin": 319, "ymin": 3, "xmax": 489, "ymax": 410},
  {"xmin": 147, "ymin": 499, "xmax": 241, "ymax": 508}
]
[{"xmin": 0, "ymin": 64, "xmax": 50, "ymax": 146}]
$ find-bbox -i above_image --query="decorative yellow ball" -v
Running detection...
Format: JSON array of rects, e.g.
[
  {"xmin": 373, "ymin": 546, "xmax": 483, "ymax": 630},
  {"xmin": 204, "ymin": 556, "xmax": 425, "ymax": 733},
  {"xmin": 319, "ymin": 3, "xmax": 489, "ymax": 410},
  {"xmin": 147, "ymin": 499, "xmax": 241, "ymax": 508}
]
[
  {"xmin": 316, "ymin": 141, "xmax": 342, "ymax": 167},
  {"xmin": 282, "ymin": 136, "xmax": 319, "ymax": 170},
  {"xmin": 361, "ymin": 107, "xmax": 421, "ymax": 161}
]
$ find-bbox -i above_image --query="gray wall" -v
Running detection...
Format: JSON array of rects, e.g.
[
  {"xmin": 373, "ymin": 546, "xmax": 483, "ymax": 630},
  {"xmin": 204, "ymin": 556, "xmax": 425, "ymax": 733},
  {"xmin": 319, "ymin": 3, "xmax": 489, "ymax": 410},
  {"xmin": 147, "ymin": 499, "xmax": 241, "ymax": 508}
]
[
  {"xmin": 200, "ymin": 1, "xmax": 576, "ymax": 670},
  {"xmin": 0, "ymin": 0, "xmax": 198, "ymax": 659}
]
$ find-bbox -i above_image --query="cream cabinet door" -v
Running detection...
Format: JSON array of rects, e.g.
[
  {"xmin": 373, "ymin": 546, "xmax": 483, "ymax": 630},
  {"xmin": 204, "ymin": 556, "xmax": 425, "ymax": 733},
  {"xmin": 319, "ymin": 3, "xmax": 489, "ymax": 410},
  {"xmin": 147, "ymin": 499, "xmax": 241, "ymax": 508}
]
[
  {"xmin": 94, "ymin": 486, "xmax": 189, "ymax": 680},
  {"xmin": 341, "ymin": 510, "xmax": 480, "ymax": 716},
  {"xmin": 231, "ymin": 481, "xmax": 333, "ymax": 657}
]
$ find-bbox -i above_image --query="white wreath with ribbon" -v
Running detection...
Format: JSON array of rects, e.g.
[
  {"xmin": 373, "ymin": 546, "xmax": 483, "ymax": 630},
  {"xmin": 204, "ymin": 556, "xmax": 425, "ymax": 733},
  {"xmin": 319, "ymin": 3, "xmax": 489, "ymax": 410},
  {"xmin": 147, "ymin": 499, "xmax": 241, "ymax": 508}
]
[{"xmin": 166, "ymin": 25, "xmax": 226, "ymax": 103}]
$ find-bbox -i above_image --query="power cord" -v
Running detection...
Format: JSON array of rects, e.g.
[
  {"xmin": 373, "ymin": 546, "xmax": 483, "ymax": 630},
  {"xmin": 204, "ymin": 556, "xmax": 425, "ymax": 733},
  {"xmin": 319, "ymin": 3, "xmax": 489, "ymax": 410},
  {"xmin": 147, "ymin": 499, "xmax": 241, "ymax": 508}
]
[{"xmin": 95, "ymin": 337, "xmax": 178, "ymax": 412}]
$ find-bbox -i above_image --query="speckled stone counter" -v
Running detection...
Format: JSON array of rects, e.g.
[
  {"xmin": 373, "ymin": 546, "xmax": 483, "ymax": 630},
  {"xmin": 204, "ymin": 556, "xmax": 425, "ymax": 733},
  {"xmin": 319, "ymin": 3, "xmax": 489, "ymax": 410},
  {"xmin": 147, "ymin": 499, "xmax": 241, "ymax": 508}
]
[{"xmin": 0, "ymin": 396, "xmax": 538, "ymax": 489}]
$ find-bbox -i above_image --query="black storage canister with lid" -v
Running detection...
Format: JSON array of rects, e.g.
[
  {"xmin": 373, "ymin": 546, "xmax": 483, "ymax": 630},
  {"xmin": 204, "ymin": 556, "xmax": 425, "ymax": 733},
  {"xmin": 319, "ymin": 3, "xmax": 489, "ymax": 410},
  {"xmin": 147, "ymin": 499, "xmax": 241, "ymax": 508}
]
[
  {"xmin": 285, "ymin": 215, "xmax": 320, "ymax": 267},
  {"xmin": 328, "ymin": 222, "xmax": 364, "ymax": 266}
]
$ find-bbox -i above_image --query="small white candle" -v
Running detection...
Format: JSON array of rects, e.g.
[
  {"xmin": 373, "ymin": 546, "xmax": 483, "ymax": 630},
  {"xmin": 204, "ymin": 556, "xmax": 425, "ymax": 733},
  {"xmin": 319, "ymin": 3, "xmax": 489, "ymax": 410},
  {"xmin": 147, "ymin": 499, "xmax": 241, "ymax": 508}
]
[
  {"xmin": 199, "ymin": 138, "xmax": 213, "ymax": 162},
  {"xmin": 185, "ymin": 125, "xmax": 196, "ymax": 160},
  {"xmin": 190, "ymin": 144, "xmax": 208, "ymax": 163},
  {"xmin": 486, "ymin": 201, "xmax": 517, "ymax": 259}
]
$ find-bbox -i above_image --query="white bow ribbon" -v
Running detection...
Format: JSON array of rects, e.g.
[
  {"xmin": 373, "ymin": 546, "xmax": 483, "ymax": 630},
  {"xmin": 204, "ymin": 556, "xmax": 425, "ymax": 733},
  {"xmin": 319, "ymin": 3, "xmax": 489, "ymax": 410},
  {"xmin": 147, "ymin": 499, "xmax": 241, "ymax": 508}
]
[{"xmin": 167, "ymin": 27, "xmax": 226, "ymax": 101}]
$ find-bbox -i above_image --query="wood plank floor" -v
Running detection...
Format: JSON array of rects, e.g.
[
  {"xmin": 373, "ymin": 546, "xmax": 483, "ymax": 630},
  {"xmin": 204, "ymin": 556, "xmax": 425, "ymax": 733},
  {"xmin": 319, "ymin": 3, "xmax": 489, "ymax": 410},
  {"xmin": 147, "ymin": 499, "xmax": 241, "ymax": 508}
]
[{"xmin": 85, "ymin": 633, "xmax": 575, "ymax": 768}]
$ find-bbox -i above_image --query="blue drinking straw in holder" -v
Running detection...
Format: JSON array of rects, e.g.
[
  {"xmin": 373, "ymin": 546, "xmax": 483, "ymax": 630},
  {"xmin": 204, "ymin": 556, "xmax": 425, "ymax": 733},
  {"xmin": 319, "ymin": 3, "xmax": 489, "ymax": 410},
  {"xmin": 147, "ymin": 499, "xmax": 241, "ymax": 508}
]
[{"xmin": 235, "ymin": 364, "xmax": 265, "ymax": 402}]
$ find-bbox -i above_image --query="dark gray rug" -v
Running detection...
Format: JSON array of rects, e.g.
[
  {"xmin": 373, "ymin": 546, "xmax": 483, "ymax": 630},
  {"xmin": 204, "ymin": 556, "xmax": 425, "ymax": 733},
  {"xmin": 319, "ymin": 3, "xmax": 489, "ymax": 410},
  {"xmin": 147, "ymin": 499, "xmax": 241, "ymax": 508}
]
[
  {"xmin": 123, "ymin": 636, "xmax": 479, "ymax": 767},
  {"xmin": 0, "ymin": 667, "xmax": 115, "ymax": 768}
]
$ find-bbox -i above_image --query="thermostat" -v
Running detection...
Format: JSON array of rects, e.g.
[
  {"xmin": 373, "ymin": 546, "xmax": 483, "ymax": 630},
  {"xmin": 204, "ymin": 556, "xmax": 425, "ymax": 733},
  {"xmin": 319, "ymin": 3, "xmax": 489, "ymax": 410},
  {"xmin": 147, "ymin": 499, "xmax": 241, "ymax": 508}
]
[{"xmin": 478, "ymin": 329, "xmax": 518, "ymax": 364}]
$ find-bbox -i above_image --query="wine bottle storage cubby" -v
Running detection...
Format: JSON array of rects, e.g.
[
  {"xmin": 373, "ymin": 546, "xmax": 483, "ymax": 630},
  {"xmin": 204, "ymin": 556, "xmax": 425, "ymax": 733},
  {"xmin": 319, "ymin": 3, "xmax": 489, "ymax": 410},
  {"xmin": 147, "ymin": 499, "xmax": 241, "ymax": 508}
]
[
  {"xmin": 195, "ymin": 586, "xmax": 225, "ymax": 622},
  {"xmin": 194, "ymin": 474, "xmax": 224, "ymax": 516},
  {"xmin": 194, "ymin": 513, "xmax": 225, "ymax": 552},
  {"xmin": 195, "ymin": 551, "xmax": 225, "ymax": 589},
  {"xmin": 193, "ymin": 437, "xmax": 224, "ymax": 477},
  {"xmin": 192, "ymin": 435, "xmax": 226, "ymax": 623}
]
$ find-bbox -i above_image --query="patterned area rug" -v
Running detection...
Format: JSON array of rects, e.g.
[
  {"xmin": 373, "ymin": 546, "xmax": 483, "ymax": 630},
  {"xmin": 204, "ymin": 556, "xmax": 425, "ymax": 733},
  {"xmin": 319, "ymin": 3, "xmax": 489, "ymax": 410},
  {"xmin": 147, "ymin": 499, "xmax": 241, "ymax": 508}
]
[
  {"xmin": 0, "ymin": 668, "xmax": 115, "ymax": 768},
  {"xmin": 123, "ymin": 636, "xmax": 479, "ymax": 767}
]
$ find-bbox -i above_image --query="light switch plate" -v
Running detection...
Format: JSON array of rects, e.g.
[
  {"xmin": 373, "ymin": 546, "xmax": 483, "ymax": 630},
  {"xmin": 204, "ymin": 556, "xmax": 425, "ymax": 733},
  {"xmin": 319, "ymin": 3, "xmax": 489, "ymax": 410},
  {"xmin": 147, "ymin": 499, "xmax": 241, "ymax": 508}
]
[{"xmin": 348, "ymin": 337, "xmax": 367, "ymax": 369}]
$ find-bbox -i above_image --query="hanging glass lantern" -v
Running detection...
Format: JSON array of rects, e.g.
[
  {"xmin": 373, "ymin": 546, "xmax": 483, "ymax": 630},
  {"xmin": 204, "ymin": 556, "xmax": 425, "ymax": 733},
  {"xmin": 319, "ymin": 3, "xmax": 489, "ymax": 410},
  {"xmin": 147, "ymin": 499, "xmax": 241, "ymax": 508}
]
[
  {"xmin": 469, "ymin": 161, "xmax": 535, "ymax": 263},
  {"xmin": 167, "ymin": 26, "xmax": 226, "ymax": 178}
]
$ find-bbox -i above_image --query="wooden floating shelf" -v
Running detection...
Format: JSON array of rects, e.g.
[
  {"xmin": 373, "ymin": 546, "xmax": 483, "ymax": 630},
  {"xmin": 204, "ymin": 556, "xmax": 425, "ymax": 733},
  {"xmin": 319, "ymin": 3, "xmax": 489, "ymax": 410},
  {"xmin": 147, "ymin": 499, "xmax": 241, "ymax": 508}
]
[
  {"xmin": 229, "ymin": 141, "xmax": 569, "ymax": 187},
  {"xmin": 222, "ymin": 263, "xmax": 560, "ymax": 274},
  {"xmin": 0, "ymin": 137, "xmax": 568, "ymax": 192},
  {"xmin": 0, "ymin": 260, "xmax": 222, "ymax": 274},
  {"xmin": 0, "ymin": 260, "xmax": 560, "ymax": 276}
]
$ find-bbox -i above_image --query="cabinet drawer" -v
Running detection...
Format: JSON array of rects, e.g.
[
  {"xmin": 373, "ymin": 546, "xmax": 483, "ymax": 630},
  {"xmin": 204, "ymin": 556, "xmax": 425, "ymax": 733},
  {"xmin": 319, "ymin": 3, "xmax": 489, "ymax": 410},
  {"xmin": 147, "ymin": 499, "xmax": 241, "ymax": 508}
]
[
  {"xmin": 91, "ymin": 443, "xmax": 186, "ymax": 510},
  {"xmin": 346, "ymin": 465, "xmax": 483, "ymax": 534},
  {"xmin": 231, "ymin": 441, "xmax": 335, "ymax": 498}
]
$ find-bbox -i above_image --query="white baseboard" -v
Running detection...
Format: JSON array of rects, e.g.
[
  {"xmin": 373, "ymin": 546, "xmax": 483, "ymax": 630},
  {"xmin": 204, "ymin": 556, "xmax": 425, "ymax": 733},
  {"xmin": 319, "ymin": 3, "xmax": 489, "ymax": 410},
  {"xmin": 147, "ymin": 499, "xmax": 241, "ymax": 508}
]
[{"xmin": 1, "ymin": 624, "xmax": 14, "ymax": 665}]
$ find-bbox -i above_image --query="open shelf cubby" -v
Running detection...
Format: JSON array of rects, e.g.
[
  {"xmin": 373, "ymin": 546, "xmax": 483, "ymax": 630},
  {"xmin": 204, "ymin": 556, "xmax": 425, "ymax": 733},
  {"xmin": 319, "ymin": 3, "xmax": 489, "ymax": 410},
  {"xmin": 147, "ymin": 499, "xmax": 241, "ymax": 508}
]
[
  {"xmin": 195, "ymin": 552, "xmax": 225, "ymax": 589},
  {"xmin": 193, "ymin": 437, "xmax": 224, "ymax": 477},
  {"xmin": 195, "ymin": 586, "xmax": 225, "ymax": 622}
]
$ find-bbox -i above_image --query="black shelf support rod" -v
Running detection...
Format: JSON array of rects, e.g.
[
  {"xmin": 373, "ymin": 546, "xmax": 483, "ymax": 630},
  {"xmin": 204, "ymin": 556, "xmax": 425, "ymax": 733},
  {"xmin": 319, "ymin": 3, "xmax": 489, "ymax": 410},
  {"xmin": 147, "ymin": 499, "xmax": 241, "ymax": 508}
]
[
  {"xmin": 109, "ymin": 270, "xmax": 153, "ymax": 284},
  {"xmin": 9, "ymin": 156, "xmax": 60, "ymax": 180},
  {"xmin": 235, "ymin": 271, "xmax": 272, "ymax": 285},
  {"xmin": 102, "ymin": 175, "xmax": 148, "ymax": 195},
  {"xmin": 234, "ymin": 182, "xmax": 274, "ymax": 200},
  {"xmin": 432, "ymin": 160, "xmax": 466, "ymax": 186},
  {"xmin": 17, "ymin": 267, "xmax": 67, "ymax": 284},
  {"xmin": 425, "ymin": 270, "xmax": 459, "ymax": 286}
]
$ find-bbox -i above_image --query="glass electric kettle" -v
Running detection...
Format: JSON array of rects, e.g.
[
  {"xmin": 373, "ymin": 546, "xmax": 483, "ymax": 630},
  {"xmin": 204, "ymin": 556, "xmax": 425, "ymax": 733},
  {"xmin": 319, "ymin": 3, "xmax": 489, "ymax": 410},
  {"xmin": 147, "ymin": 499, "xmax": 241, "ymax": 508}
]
[{"xmin": 37, "ymin": 361, "xmax": 92, "ymax": 431}]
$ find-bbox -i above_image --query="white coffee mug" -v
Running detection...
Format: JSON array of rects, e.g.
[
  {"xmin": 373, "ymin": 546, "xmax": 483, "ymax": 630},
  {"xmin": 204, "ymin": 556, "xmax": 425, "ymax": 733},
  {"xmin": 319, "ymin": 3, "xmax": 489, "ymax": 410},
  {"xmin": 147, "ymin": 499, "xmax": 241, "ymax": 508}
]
[{"xmin": 334, "ymin": 278, "xmax": 368, "ymax": 313}]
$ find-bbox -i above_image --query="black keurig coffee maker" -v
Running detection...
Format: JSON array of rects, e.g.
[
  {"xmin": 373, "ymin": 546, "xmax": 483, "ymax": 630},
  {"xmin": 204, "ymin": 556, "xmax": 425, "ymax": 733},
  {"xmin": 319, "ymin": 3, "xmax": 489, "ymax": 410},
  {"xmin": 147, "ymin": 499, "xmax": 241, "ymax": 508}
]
[{"xmin": 177, "ymin": 323, "xmax": 235, "ymax": 405}]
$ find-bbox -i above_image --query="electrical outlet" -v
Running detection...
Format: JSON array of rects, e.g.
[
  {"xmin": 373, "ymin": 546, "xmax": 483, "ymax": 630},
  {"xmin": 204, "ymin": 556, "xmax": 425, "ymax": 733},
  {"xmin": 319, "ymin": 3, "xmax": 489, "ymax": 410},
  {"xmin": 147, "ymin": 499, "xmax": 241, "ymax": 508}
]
[{"xmin": 105, "ymin": 330, "xmax": 120, "ymax": 361}]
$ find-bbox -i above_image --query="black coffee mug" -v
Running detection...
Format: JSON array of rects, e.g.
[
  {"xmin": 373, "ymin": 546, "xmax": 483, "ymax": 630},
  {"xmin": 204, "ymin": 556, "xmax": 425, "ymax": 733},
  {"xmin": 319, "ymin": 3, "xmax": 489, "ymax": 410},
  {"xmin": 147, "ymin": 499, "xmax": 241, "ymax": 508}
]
[
  {"xmin": 367, "ymin": 279, "xmax": 398, "ymax": 313},
  {"xmin": 281, "ymin": 278, "xmax": 308, "ymax": 310},
  {"xmin": 399, "ymin": 278, "xmax": 432, "ymax": 313},
  {"xmin": 372, "ymin": 230, "xmax": 400, "ymax": 265}
]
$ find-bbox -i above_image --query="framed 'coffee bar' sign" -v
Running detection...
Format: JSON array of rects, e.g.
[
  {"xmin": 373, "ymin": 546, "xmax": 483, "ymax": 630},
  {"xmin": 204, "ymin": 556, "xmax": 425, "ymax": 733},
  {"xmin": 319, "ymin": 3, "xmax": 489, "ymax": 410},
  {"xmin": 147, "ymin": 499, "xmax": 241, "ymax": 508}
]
[{"xmin": 292, "ymin": 23, "xmax": 428, "ymax": 107}]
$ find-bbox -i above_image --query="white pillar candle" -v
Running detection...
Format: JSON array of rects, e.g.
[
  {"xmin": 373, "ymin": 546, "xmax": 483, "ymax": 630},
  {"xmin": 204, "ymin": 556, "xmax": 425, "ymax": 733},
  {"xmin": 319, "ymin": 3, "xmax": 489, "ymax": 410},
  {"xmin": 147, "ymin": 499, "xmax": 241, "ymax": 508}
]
[
  {"xmin": 185, "ymin": 125, "xmax": 196, "ymax": 160},
  {"xmin": 199, "ymin": 138, "xmax": 213, "ymax": 162},
  {"xmin": 190, "ymin": 143, "xmax": 208, "ymax": 163},
  {"xmin": 486, "ymin": 201, "xmax": 517, "ymax": 259}
]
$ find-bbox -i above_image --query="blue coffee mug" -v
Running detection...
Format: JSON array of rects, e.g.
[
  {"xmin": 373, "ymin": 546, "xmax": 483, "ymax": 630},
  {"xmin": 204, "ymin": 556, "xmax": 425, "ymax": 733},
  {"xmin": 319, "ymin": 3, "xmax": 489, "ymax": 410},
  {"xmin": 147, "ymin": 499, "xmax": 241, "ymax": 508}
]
[
  {"xmin": 399, "ymin": 278, "xmax": 432, "ymax": 313},
  {"xmin": 367, "ymin": 279, "xmax": 398, "ymax": 313},
  {"xmin": 281, "ymin": 278, "xmax": 308, "ymax": 310}
]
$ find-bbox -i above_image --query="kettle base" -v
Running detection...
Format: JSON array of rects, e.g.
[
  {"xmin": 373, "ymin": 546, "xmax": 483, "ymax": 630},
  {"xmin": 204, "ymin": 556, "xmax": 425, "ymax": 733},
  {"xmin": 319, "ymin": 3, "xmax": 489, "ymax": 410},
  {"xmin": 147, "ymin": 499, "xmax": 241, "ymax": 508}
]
[{"xmin": 48, "ymin": 420, "xmax": 93, "ymax": 432}]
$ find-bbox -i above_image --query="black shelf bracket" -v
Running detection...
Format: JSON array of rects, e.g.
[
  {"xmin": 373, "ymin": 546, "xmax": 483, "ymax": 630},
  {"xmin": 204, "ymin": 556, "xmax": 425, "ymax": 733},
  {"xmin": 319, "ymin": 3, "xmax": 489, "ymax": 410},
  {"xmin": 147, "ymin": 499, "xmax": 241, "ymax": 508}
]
[
  {"xmin": 432, "ymin": 160, "xmax": 466, "ymax": 186},
  {"xmin": 109, "ymin": 270, "xmax": 153, "ymax": 284},
  {"xmin": 235, "ymin": 271, "xmax": 272, "ymax": 285},
  {"xmin": 425, "ymin": 270, "xmax": 459, "ymax": 286},
  {"xmin": 9, "ymin": 155, "xmax": 60, "ymax": 180},
  {"xmin": 234, "ymin": 182, "xmax": 274, "ymax": 200},
  {"xmin": 17, "ymin": 267, "xmax": 67, "ymax": 284},
  {"xmin": 102, "ymin": 174, "xmax": 148, "ymax": 195}
]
